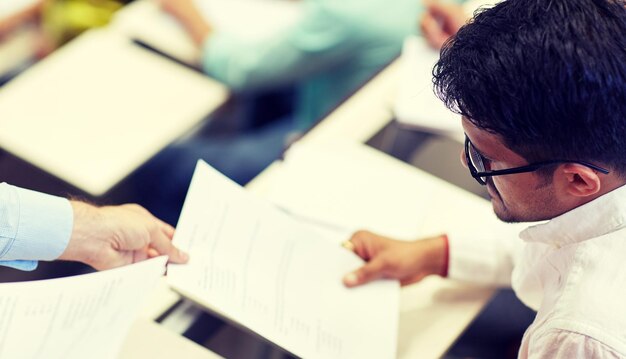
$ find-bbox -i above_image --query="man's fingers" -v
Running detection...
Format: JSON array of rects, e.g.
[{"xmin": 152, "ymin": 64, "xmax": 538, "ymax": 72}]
[
  {"xmin": 427, "ymin": 2, "xmax": 459, "ymax": 22},
  {"xmin": 159, "ymin": 220, "xmax": 175, "ymax": 239},
  {"xmin": 400, "ymin": 273, "xmax": 426, "ymax": 287},
  {"xmin": 343, "ymin": 257, "xmax": 387, "ymax": 288},
  {"xmin": 421, "ymin": 12, "xmax": 448, "ymax": 50},
  {"xmin": 147, "ymin": 248, "xmax": 160, "ymax": 258},
  {"xmin": 348, "ymin": 230, "xmax": 379, "ymax": 260},
  {"xmin": 426, "ymin": 2, "xmax": 447, "ymax": 18},
  {"xmin": 426, "ymin": 2, "xmax": 467, "ymax": 37},
  {"xmin": 341, "ymin": 240, "xmax": 356, "ymax": 252},
  {"xmin": 133, "ymin": 248, "xmax": 149, "ymax": 263},
  {"xmin": 149, "ymin": 230, "xmax": 189, "ymax": 264}
]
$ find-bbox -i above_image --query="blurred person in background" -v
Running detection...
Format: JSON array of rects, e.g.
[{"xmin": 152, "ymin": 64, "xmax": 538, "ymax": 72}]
[
  {"xmin": 0, "ymin": 0, "xmax": 127, "ymax": 82},
  {"xmin": 133, "ymin": 0, "xmax": 471, "ymax": 225}
]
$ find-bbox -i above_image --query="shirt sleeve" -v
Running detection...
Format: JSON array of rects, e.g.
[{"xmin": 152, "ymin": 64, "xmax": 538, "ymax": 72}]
[
  {"xmin": 446, "ymin": 227, "xmax": 525, "ymax": 287},
  {"xmin": 201, "ymin": 2, "xmax": 362, "ymax": 91},
  {"xmin": 0, "ymin": 183, "xmax": 73, "ymax": 271},
  {"xmin": 527, "ymin": 329, "xmax": 623, "ymax": 359}
]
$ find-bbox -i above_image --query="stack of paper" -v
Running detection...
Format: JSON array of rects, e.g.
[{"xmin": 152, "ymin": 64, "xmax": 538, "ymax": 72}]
[
  {"xmin": 0, "ymin": 256, "xmax": 167, "ymax": 359},
  {"xmin": 168, "ymin": 160, "xmax": 400, "ymax": 359}
]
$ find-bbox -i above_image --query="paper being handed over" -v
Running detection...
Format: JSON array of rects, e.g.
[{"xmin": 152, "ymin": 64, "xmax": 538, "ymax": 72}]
[
  {"xmin": 0, "ymin": 256, "xmax": 167, "ymax": 359},
  {"xmin": 167, "ymin": 161, "xmax": 400, "ymax": 359}
]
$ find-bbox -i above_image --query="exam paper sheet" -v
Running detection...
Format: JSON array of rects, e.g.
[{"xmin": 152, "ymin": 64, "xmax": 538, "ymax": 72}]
[
  {"xmin": 0, "ymin": 256, "xmax": 167, "ymax": 359},
  {"xmin": 267, "ymin": 141, "xmax": 439, "ymax": 240},
  {"xmin": 168, "ymin": 161, "xmax": 400, "ymax": 359}
]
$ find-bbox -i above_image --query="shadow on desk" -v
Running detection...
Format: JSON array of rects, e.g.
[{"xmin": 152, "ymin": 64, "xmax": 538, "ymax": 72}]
[
  {"xmin": 0, "ymin": 260, "xmax": 93, "ymax": 283},
  {"xmin": 366, "ymin": 121, "xmax": 488, "ymax": 201}
]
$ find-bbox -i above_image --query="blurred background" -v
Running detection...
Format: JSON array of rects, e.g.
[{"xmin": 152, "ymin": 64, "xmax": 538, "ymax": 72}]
[{"xmin": 0, "ymin": 1, "xmax": 535, "ymax": 358}]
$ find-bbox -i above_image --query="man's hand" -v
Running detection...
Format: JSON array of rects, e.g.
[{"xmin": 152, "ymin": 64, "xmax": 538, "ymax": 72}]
[
  {"xmin": 59, "ymin": 202, "xmax": 188, "ymax": 270},
  {"xmin": 342, "ymin": 230, "xmax": 447, "ymax": 287},
  {"xmin": 160, "ymin": 0, "xmax": 212, "ymax": 46},
  {"xmin": 420, "ymin": 1, "xmax": 469, "ymax": 50}
]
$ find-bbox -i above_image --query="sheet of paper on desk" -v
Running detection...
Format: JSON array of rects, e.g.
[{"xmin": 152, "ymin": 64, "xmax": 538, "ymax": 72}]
[
  {"xmin": 112, "ymin": 0, "xmax": 303, "ymax": 64},
  {"xmin": 0, "ymin": 29, "xmax": 228, "ymax": 196},
  {"xmin": 267, "ymin": 140, "xmax": 440, "ymax": 240},
  {"xmin": 167, "ymin": 160, "xmax": 399, "ymax": 359},
  {"xmin": 394, "ymin": 36, "xmax": 463, "ymax": 141},
  {"xmin": 0, "ymin": 256, "xmax": 167, "ymax": 359}
]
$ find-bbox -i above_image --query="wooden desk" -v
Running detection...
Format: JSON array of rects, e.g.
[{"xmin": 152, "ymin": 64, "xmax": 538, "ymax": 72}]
[{"xmin": 0, "ymin": 29, "xmax": 228, "ymax": 196}]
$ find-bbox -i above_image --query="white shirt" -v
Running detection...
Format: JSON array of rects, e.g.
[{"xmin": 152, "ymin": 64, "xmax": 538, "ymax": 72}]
[{"xmin": 448, "ymin": 184, "xmax": 626, "ymax": 358}]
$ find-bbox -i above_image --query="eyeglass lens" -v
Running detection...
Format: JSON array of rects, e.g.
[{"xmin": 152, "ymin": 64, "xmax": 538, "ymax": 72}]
[{"xmin": 467, "ymin": 141, "xmax": 488, "ymax": 184}]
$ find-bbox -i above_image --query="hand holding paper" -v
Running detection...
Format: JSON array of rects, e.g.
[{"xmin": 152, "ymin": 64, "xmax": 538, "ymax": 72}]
[{"xmin": 167, "ymin": 161, "xmax": 400, "ymax": 359}]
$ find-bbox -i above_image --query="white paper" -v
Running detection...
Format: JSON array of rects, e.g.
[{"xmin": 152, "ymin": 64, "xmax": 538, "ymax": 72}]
[
  {"xmin": 0, "ymin": 256, "xmax": 167, "ymax": 359},
  {"xmin": 394, "ymin": 36, "xmax": 463, "ymax": 141},
  {"xmin": 0, "ymin": 29, "xmax": 228, "ymax": 196},
  {"xmin": 267, "ymin": 140, "xmax": 440, "ymax": 240},
  {"xmin": 112, "ymin": 0, "xmax": 303, "ymax": 64},
  {"xmin": 168, "ymin": 161, "xmax": 399, "ymax": 359}
]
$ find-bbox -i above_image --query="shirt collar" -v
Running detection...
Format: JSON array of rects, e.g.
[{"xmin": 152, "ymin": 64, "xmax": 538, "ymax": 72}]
[{"xmin": 519, "ymin": 184, "xmax": 626, "ymax": 247}]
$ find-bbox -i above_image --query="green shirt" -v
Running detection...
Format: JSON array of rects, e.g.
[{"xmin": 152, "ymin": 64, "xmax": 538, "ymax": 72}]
[{"xmin": 202, "ymin": 0, "xmax": 424, "ymax": 129}]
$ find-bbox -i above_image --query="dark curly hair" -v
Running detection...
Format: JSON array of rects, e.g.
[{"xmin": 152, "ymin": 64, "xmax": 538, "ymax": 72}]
[{"xmin": 433, "ymin": 0, "xmax": 626, "ymax": 175}]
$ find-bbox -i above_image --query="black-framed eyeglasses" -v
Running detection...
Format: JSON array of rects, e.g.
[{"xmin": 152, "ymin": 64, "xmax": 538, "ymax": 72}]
[{"xmin": 464, "ymin": 135, "xmax": 610, "ymax": 186}]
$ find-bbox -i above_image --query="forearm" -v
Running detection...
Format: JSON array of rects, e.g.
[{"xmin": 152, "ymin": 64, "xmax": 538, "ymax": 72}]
[
  {"xmin": 161, "ymin": 0, "xmax": 212, "ymax": 46},
  {"xmin": 179, "ymin": 11, "xmax": 212, "ymax": 46},
  {"xmin": 0, "ymin": 183, "xmax": 72, "ymax": 269},
  {"xmin": 446, "ymin": 229, "xmax": 523, "ymax": 286}
]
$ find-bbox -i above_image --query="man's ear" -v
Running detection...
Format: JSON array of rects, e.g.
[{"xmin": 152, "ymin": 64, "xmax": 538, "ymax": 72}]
[{"xmin": 556, "ymin": 164, "xmax": 602, "ymax": 197}]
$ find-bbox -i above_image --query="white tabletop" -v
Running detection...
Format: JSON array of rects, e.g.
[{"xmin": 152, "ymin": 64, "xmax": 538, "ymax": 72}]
[{"xmin": 0, "ymin": 29, "xmax": 228, "ymax": 196}]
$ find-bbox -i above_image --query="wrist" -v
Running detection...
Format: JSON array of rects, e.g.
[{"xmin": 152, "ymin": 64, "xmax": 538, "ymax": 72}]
[
  {"xmin": 176, "ymin": 7, "xmax": 212, "ymax": 45},
  {"xmin": 188, "ymin": 18, "xmax": 212, "ymax": 45},
  {"xmin": 59, "ymin": 201, "xmax": 104, "ymax": 264},
  {"xmin": 419, "ymin": 234, "xmax": 449, "ymax": 277},
  {"xmin": 439, "ymin": 234, "xmax": 449, "ymax": 277}
]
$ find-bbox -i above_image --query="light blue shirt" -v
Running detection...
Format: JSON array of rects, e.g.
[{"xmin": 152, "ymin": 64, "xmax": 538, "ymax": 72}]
[
  {"xmin": 0, "ymin": 183, "xmax": 73, "ymax": 271},
  {"xmin": 203, "ymin": 0, "xmax": 424, "ymax": 129}
]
